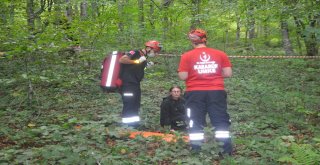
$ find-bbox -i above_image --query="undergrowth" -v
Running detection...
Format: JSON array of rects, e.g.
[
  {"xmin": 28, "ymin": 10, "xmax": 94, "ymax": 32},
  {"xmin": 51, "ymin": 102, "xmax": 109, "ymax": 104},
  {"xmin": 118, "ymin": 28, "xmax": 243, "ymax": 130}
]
[{"xmin": 0, "ymin": 50, "xmax": 319, "ymax": 164}]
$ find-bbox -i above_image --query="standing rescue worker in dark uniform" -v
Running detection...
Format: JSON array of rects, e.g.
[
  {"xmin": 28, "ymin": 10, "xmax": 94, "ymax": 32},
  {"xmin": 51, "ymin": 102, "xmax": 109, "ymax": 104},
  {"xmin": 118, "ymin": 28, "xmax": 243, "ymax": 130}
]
[
  {"xmin": 160, "ymin": 85, "xmax": 188, "ymax": 131},
  {"xmin": 118, "ymin": 40, "xmax": 162, "ymax": 128},
  {"xmin": 178, "ymin": 29, "xmax": 233, "ymax": 155}
]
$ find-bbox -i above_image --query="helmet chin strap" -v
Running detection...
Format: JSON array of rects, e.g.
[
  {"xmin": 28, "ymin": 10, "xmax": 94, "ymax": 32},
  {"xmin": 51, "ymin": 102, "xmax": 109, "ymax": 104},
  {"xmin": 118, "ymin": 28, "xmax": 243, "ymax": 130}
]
[
  {"xmin": 139, "ymin": 48, "xmax": 150, "ymax": 59},
  {"xmin": 139, "ymin": 49, "xmax": 146, "ymax": 56},
  {"xmin": 145, "ymin": 47, "xmax": 154, "ymax": 58}
]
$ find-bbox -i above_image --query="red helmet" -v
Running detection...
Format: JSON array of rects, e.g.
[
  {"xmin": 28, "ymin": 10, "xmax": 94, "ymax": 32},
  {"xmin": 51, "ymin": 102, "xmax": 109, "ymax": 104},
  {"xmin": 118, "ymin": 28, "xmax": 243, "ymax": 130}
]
[
  {"xmin": 145, "ymin": 40, "xmax": 162, "ymax": 52},
  {"xmin": 188, "ymin": 29, "xmax": 207, "ymax": 43}
]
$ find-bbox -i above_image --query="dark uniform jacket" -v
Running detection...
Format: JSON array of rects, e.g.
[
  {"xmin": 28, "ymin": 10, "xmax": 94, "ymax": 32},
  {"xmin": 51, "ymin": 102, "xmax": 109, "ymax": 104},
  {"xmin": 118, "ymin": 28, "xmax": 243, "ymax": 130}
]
[
  {"xmin": 160, "ymin": 95, "xmax": 187, "ymax": 130},
  {"xmin": 119, "ymin": 50, "xmax": 147, "ymax": 85}
]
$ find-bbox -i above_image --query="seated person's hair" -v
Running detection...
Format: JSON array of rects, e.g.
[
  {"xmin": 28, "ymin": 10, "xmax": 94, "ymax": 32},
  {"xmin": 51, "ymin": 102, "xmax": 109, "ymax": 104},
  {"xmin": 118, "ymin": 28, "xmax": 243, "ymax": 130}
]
[{"xmin": 169, "ymin": 85, "xmax": 183, "ymax": 93}]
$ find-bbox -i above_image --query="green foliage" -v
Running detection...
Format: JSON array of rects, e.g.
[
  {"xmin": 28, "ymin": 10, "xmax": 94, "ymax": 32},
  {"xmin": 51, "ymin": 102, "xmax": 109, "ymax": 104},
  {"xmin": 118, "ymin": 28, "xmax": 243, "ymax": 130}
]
[
  {"xmin": 277, "ymin": 138, "xmax": 320, "ymax": 165},
  {"xmin": 268, "ymin": 38, "xmax": 281, "ymax": 47},
  {"xmin": 2, "ymin": 49, "xmax": 320, "ymax": 164},
  {"xmin": 1, "ymin": 0, "xmax": 320, "ymax": 164}
]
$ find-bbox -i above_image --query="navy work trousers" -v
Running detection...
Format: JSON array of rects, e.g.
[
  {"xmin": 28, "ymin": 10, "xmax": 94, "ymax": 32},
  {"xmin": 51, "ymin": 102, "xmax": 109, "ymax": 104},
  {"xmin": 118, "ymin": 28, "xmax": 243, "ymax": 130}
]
[
  {"xmin": 120, "ymin": 84, "xmax": 141, "ymax": 125},
  {"xmin": 185, "ymin": 90, "xmax": 232, "ymax": 154}
]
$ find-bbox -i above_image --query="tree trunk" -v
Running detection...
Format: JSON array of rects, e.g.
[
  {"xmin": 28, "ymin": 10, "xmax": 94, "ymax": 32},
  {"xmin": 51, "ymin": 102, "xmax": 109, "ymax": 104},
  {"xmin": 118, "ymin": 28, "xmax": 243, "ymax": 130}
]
[
  {"xmin": 148, "ymin": 1, "xmax": 155, "ymax": 30},
  {"xmin": 0, "ymin": 1, "xmax": 18, "ymax": 24},
  {"xmin": 246, "ymin": 4, "xmax": 255, "ymax": 51},
  {"xmin": 117, "ymin": 0, "xmax": 124, "ymax": 33},
  {"xmin": 162, "ymin": 0, "xmax": 172, "ymax": 41},
  {"xmin": 26, "ymin": 0, "xmax": 35, "ymax": 31},
  {"xmin": 138, "ymin": 0, "xmax": 144, "ymax": 29},
  {"xmin": 263, "ymin": 21, "xmax": 269, "ymax": 45},
  {"xmin": 91, "ymin": 0, "xmax": 99, "ymax": 18},
  {"xmin": 53, "ymin": 0, "xmax": 63, "ymax": 26},
  {"xmin": 137, "ymin": 0, "xmax": 145, "ymax": 45},
  {"xmin": 280, "ymin": 20, "xmax": 295, "ymax": 56},
  {"xmin": 224, "ymin": 29, "xmax": 228, "ymax": 51},
  {"xmin": 0, "ymin": 2, "xmax": 8, "ymax": 24},
  {"xmin": 9, "ymin": 2, "xmax": 15, "ymax": 23},
  {"xmin": 294, "ymin": 14, "xmax": 319, "ymax": 56},
  {"xmin": 80, "ymin": 1, "xmax": 88, "ymax": 20},
  {"xmin": 304, "ymin": 35, "xmax": 318, "ymax": 56},
  {"xmin": 48, "ymin": 0, "xmax": 53, "ymax": 12},
  {"xmin": 66, "ymin": 0, "xmax": 72, "ymax": 22},
  {"xmin": 293, "ymin": 16, "xmax": 303, "ymax": 55},
  {"xmin": 190, "ymin": 0, "xmax": 201, "ymax": 29},
  {"xmin": 247, "ymin": 6, "xmax": 255, "ymax": 39},
  {"xmin": 236, "ymin": 16, "xmax": 240, "ymax": 44}
]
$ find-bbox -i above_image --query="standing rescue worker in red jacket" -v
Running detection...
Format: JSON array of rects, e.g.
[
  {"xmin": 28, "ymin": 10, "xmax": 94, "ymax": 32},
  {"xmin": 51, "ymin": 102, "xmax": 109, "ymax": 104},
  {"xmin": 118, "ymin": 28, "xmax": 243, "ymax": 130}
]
[
  {"xmin": 118, "ymin": 40, "xmax": 162, "ymax": 128},
  {"xmin": 178, "ymin": 29, "xmax": 233, "ymax": 155}
]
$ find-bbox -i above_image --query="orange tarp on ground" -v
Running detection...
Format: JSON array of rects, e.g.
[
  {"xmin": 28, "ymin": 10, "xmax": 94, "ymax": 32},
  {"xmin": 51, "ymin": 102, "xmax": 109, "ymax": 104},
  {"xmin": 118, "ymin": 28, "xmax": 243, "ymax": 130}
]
[{"xmin": 129, "ymin": 131, "xmax": 189, "ymax": 142}]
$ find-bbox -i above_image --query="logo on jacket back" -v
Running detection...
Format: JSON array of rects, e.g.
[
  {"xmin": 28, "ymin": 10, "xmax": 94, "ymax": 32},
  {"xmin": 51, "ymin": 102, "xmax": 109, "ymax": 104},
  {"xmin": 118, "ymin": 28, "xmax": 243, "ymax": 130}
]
[
  {"xmin": 128, "ymin": 50, "xmax": 135, "ymax": 56},
  {"xmin": 200, "ymin": 52, "xmax": 210, "ymax": 62},
  {"xmin": 193, "ymin": 52, "xmax": 218, "ymax": 74}
]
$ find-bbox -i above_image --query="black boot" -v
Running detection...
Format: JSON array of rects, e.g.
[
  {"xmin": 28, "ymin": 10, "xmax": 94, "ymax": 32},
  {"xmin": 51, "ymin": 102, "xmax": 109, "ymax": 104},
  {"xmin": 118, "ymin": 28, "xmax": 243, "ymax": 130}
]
[
  {"xmin": 217, "ymin": 138, "xmax": 233, "ymax": 156},
  {"xmin": 126, "ymin": 122, "xmax": 140, "ymax": 130},
  {"xmin": 190, "ymin": 140, "xmax": 203, "ymax": 153}
]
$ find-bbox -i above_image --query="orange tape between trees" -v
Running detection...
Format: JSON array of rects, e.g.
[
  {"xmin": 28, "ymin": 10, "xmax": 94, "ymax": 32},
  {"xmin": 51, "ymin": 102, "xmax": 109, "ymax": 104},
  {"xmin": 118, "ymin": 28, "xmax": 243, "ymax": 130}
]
[
  {"xmin": 159, "ymin": 54, "xmax": 320, "ymax": 59},
  {"xmin": 228, "ymin": 56, "xmax": 320, "ymax": 59}
]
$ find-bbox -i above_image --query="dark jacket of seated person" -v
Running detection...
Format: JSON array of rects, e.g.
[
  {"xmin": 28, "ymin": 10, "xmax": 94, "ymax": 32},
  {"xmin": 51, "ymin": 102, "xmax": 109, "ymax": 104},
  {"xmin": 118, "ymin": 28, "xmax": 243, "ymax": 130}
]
[{"xmin": 160, "ymin": 86, "xmax": 188, "ymax": 131}]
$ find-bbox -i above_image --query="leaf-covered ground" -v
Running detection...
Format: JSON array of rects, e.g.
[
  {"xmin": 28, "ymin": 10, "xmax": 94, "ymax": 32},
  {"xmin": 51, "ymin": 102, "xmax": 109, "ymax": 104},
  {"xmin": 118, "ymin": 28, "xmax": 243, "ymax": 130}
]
[{"xmin": 0, "ymin": 53, "xmax": 320, "ymax": 164}]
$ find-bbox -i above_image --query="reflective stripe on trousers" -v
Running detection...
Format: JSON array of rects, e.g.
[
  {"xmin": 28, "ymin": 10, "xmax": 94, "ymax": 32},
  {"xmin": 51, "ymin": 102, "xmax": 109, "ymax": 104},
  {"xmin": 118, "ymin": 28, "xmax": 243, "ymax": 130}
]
[
  {"xmin": 122, "ymin": 116, "xmax": 140, "ymax": 124},
  {"xmin": 187, "ymin": 108, "xmax": 193, "ymax": 128},
  {"xmin": 123, "ymin": 92, "xmax": 134, "ymax": 97},
  {"xmin": 189, "ymin": 133, "xmax": 204, "ymax": 141},
  {"xmin": 188, "ymin": 108, "xmax": 205, "ymax": 141},
  {"xmin": 215, "ymin": 131, "xmax": 230, "ymax": 138}
]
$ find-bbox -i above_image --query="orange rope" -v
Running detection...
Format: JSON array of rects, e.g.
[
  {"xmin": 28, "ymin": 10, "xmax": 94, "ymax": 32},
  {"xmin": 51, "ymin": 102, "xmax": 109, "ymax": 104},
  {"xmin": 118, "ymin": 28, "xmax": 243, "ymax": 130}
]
[
  {"xmin": 159, "ymin": 54, "xmax": 320, "ymax": 59},
  {"xmin": 228, "ymin": 56, "xmax": 320, "ymax": 59}
]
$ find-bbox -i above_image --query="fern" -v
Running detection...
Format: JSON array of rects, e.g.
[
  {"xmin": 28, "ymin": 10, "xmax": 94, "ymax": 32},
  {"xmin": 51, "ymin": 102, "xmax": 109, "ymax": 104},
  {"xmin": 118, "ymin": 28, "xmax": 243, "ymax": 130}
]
[{"xmin": 278, "ymin": 143, "xmax": 320, "ymax": 165}]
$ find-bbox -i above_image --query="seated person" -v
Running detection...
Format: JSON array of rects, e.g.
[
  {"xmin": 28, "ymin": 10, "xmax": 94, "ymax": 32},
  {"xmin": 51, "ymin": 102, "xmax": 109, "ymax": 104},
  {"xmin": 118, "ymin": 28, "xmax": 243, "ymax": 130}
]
[{"xmin": 160, "ymin": 85, "xmax": 188, "ymax": 131}]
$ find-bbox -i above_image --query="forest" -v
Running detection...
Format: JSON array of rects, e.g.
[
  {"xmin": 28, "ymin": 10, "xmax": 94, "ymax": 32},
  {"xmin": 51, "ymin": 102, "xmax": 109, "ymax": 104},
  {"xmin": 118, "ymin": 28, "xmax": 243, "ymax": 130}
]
[{"xmin": 0, "ymin": 0, "xmax": 319, "ymax": 164}]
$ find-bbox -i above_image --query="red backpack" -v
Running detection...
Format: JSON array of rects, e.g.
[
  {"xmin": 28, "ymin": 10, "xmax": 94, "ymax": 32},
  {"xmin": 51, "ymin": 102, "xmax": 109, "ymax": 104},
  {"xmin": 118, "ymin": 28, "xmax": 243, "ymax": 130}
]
[{"xmin": 100, "ymin": 51, "xmax": 123, "ymax": 92}]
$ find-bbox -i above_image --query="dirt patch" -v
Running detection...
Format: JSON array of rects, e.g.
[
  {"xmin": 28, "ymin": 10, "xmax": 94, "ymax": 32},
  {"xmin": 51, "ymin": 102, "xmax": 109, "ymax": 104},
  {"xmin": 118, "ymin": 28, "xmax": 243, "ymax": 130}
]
[{"xmin": 0, "ymin": 136, "xmax": 16, "ymax": 149}]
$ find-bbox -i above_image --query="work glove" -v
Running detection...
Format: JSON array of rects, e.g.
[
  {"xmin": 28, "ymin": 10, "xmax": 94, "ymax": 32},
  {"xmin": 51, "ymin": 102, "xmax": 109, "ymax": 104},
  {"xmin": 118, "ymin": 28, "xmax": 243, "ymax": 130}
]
[
  {"xmin": 147, "ymin": 61, "xmax": 154, "ymax": 67},
  {"xmin": 139, "ymin": 56, "xmax": 147, "ymax": 63},
  {"xmin": 134, "ymin": 56, "xmax": 147, "ymax": 64}
]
